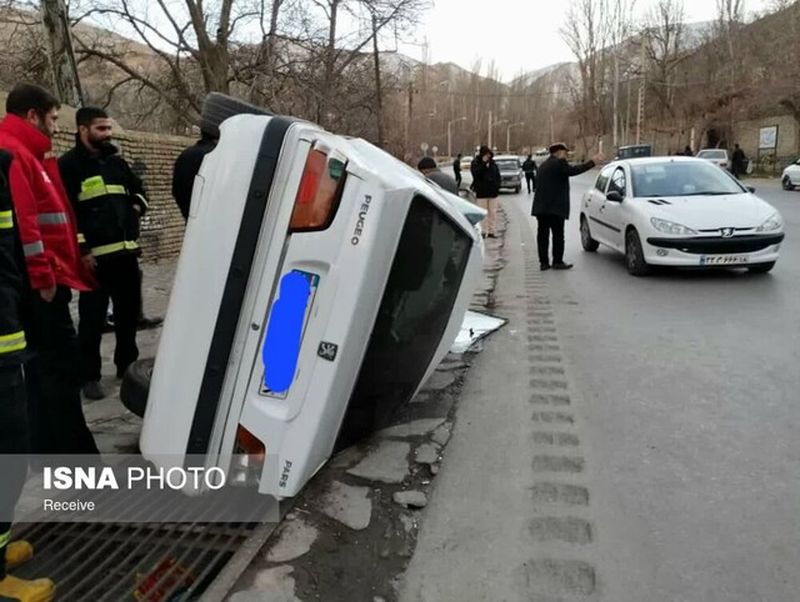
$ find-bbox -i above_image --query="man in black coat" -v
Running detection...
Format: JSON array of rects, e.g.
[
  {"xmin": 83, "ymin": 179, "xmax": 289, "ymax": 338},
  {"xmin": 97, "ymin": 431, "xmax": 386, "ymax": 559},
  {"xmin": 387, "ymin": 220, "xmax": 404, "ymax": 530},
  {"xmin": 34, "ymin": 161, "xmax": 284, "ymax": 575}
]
[
  {"xmin": 452, "ymin": 153, "xmax": 462, "ymax": 189},
  {"xmin": 731, "ymin": 144, "xmax": 747, "ymax": 179},
  {"xmin": 532, "ymin": 143, "xmax": 604, "ymax": 270},
  {"xmin": 172, "ymin": 131, "xmax": 218, "ymax": 221},
  {"xmin": 471, "ymin": 145, "xmax": 501, "ymax": 238},
  {"xmin": 522, "ymin": 154, "xmax": 537, "ymax": 193}
]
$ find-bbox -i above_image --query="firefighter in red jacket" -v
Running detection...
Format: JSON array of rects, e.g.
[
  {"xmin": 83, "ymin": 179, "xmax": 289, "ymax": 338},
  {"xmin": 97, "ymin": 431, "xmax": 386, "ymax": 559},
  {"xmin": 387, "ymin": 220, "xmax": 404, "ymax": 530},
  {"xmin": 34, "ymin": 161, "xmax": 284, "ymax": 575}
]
[
  {"xmin": 59, "ymin": 107, "xmax": 149, "ymax": 401},
  {"xmin": 0, "ymin": 83, "xmax": 99, "ymax": 456},
  {"xmin": 0, "ymin": 148, "xmax": 56, "ymax": 601}
]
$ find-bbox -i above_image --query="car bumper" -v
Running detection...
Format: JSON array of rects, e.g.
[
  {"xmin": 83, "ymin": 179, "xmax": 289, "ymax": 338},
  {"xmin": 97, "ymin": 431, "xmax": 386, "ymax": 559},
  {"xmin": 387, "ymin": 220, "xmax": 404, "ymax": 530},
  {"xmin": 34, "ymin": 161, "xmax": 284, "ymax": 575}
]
[{"xmin": 644, "ymin": 233, "xmax": 784, "ymax": 266}]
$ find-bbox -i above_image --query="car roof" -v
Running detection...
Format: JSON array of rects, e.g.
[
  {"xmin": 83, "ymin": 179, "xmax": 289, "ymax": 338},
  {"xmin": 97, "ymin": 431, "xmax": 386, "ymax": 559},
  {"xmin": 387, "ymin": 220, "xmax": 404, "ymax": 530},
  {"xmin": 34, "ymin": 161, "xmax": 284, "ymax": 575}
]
[
  {"xmin": 493, "ymin": 155, "xmax": 520, "ymax": 160},
  {"xmin": 611, "ymin": 156, "xmax": 717, "ymax": 168}
]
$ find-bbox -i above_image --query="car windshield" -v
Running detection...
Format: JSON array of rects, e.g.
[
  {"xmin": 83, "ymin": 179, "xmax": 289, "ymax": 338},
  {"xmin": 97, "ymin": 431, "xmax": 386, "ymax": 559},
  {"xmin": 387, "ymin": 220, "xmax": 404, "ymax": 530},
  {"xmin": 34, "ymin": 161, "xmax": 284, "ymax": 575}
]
[
  {"xmin": 699, "ymin": 150, "xmax": 726, "ymax": 159},
  {"xmin": 496, "ymin": 160, "xmax": 519, "ymax": 170},
  {"xmin": 631, "ymin": 161, "xmax": 746, "ymax": 197}
]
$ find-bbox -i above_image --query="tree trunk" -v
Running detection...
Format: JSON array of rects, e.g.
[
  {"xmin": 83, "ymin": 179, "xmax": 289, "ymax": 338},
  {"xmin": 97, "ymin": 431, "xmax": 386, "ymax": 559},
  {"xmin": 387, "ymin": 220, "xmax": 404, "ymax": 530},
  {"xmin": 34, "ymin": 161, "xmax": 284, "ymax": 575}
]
[
  {"xmin": 371, "ymin": 14, "xmax": 384, "ymax": 148},
  {"xmin": 41, "ymin": 0, "xmax": 83, "ymax": 106}
]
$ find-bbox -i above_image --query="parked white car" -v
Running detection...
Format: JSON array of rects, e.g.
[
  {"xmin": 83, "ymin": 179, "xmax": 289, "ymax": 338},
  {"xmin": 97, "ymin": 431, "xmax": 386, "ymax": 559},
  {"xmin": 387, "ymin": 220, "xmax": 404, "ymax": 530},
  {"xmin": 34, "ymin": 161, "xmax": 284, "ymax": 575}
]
[
  {"xmin": 123, "ymin": 94, "xmax": 486, "ymax": 498},
  {"xmin": 696, "ymin": 148, "xmax": 729, "ymax": 170},
  {"xmin": 579, "ymin": 157, "xmax": 784, "ymax": 275},
  {"xmin": 782, "ymin": 157, "xmax": 800, "ymax": 190}
]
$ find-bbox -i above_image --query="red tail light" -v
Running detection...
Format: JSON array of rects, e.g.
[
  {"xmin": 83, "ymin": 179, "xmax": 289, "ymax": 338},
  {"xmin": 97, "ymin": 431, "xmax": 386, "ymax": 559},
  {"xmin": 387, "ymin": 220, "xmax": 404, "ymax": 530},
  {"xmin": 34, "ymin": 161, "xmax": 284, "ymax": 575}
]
[
  {"xmin": 290, "ymin": 148, "xmax": 346, "ymax": 231},
  {"xmin": 236, "ymin": 425, "xmax": 265, "ymax": 460}
]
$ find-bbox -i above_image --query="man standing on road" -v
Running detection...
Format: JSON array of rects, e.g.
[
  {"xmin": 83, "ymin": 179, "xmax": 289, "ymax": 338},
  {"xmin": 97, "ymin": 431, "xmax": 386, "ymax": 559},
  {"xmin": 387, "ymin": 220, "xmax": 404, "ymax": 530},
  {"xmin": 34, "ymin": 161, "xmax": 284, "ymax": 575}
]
[
  {"xmin": 172, "ymin": 130, "xmax": 218, "ymax": 222},
  {"xmin": 452, "ymin": 153, "xmax": 462, "ymax": 189},
  {"xmin": 522, "ymin": 154, "xmax": 537, "ymax": 194},
  {"xmin": 532, "ymin": 142, "xmax": 604, "ymax": 270},
  {"xmin": 418, "ymin": 157, "xmax": 459, "ymax": 195},
  {"xmin": 471, "ymin": 145, "xmax": 501, "ymax": 238},
  {"xmin": 731, "ymin": 143, "xmax": 747, "ymax": 179},
  {"xmin": 0, "ymin": 83, "xmax": 99, "ymax": 455},
  {"xmin": 59, "ymin": 107, "xmax": 149, "ymax": 401}
]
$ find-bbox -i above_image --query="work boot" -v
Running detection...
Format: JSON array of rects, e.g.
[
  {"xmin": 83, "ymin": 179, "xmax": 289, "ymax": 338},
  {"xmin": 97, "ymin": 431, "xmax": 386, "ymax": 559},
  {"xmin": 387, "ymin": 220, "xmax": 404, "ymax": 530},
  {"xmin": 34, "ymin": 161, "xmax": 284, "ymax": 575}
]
[
  {"xmin": 4, "ymin": 541, "xmax": 33, "ymax": 570},
  {"xmin": 82, "ymin": 380, "xmax": 106, "ymax": 400},
  {"xmin": 137, "ymin": 315, "xmax": 163, "ymax": 330},
  {"xmin": 552, "ymin": 262, "xmax": 574, "ymax": 270},
  {"xmin": 0, "ymin": 575, "xmax": 55, "ymax": 602}
]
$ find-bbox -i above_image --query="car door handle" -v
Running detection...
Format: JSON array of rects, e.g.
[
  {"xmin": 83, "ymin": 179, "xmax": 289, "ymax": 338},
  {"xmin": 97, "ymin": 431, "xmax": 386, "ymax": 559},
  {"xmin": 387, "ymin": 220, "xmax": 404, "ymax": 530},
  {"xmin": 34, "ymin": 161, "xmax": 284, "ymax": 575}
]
[{"xmin": 599, "ymin": 205, "xmax": 605, "ymax": 213}]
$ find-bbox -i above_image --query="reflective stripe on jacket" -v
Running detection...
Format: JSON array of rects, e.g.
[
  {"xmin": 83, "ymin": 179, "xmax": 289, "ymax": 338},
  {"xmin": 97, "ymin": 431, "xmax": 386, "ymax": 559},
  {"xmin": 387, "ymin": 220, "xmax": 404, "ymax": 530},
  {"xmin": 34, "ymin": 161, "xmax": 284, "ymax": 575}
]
[{"xmin": 0, "ymin": 150, "xmax": 27, "ymax": 366}]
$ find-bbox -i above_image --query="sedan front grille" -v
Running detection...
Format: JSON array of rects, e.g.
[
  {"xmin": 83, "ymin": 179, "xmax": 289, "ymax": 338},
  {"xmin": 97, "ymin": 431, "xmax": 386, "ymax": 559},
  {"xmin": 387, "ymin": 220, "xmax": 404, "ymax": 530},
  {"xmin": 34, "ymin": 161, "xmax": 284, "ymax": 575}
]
[{"xmin": 647, "ymin": 234, "xmax": 784, "ymax": 254}]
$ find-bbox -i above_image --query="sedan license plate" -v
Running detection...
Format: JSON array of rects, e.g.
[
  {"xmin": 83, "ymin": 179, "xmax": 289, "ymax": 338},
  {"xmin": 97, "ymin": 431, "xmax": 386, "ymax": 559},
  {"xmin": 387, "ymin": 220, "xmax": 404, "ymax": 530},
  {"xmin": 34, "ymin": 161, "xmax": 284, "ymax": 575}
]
[
  {"xmin": 260, "ymin": 270, "xmax": 319, "ymax": 398},
  {"xmin": 699, "ymin": 255, "xmax": 749, "ymax": 266}
]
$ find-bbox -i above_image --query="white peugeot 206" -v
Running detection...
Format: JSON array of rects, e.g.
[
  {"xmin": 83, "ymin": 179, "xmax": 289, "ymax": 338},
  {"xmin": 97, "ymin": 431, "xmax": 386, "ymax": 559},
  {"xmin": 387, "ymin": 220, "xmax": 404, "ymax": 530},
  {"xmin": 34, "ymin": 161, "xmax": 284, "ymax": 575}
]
[
  {"xmin": 579, "ymin": 156, "xmax": 785, "ymax": 275},
  {"xmin": 121, "ymin": 94, "xmax": 486, "ymax": 498}
]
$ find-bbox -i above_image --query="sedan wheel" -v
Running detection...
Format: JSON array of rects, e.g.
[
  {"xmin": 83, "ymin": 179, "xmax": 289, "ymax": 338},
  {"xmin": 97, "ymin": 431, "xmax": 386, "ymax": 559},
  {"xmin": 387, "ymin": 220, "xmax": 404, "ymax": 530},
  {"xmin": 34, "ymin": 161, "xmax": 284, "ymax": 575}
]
[
  {"xmin": 580, "ymin": 216, "xmax": 599, "ymax": 252},
  {"xmin": 782, "ymin": 176, "xmax": 795, "ymax": 191},
  {"xmin": 625, "ymin": 229, "xmax": 651, "ymax": 276}
]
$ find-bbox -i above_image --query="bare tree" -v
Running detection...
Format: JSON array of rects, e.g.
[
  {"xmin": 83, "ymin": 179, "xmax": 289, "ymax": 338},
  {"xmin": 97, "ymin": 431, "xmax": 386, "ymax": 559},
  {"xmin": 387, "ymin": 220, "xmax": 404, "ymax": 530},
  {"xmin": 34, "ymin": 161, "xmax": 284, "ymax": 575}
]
[{"xmin": 643, "ymin": 0, "xmax": 686, "ymax": 120}]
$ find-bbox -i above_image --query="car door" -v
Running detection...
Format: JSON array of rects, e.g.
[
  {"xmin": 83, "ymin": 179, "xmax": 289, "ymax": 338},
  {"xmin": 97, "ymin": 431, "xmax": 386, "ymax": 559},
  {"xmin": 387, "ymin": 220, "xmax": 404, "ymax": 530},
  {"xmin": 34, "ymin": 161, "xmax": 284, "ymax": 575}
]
[
  {"xmin": 584, "ymin": 165, "xmax": 614, "ymax": 246},
  {"xmin": 596, "ymin": 165, "xmax": 627, "ymax": 251}
]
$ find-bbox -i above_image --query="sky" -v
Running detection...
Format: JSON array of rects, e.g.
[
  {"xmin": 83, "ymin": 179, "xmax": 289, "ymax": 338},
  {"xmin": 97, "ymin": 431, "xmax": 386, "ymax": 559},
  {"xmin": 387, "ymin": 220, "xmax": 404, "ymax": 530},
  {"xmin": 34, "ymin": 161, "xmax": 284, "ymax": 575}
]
[{"xmin": 398, "ymin": 0, "xmax": 772, "ymax": 81}]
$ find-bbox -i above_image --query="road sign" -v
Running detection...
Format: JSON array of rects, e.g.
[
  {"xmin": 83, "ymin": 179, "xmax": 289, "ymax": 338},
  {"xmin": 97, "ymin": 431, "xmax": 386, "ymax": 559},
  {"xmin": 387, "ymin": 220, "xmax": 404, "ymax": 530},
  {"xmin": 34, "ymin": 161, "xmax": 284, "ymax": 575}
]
[
  {"xmin": 420, "ymin": 142, "xmax": 429, "ymax": 151},
  {"xmin": 432, "ymin": 146, "xmax": 439, "ymax": 154}
]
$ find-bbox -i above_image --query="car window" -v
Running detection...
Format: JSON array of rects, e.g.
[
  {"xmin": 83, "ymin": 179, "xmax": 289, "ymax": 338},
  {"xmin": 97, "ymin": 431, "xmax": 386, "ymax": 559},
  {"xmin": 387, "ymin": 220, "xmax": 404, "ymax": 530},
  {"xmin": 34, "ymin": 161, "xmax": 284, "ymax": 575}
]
[
  {"xmin": 344, "ymin": 197, "xmax": 471, "ymax": 441},
  {"xmin": 699, "ymin": 150, "xmax": 726, "ymax": 159},
  {"xmin": 595, "ymin": 165, "xmax": 614, "ymax": 192},
  {"xmin": 496, "ymin": 160, "xmax": 519, "ymax": 170},
  {"xmin": 608, "ymin": 167, "xmax": 627, "ymax": 196},
  {"xmin": 631, "ymin": 161, "xmax": 746, "ymax": 197}
]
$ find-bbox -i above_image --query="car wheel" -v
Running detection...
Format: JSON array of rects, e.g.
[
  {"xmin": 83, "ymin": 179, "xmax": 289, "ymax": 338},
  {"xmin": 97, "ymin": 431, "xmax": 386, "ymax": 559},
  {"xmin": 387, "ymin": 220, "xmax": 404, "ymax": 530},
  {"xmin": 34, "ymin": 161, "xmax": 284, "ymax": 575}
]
[
  {"xmin": 515, "ymin": 186, "xmax": 521, "ymax": 194},
  {"xmin": 748, "ymin": 261, "xmax": 776, "ymax": 274},
  {"xmin": 580, "ymin": 215, "xmax": 599, "ymax": 252},
  {"xmin": 625, "ymin": 228, "xmax": 651, "ymax": 276},
  {"xmin": 199, "ymin": 92, "xmax": 269, "ymax": 138},
  {"xmin": 120, "ymin": 358, "xmax": 154, "ymax": 418},
  {"xmin": 782, "ymin": 176, "xmax": 795, "ymax": 191}
]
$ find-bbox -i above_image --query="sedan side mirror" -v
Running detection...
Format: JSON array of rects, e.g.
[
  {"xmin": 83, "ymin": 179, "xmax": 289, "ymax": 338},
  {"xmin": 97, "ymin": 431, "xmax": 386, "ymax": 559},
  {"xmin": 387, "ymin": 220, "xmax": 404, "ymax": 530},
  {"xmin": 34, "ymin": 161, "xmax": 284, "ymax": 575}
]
[
  {"xmin": 746, "ymin": 185, "xmax": 756, "ymax": 193},
  {"xmin": 606, "ymin": 190, "xmax": 624, "ymax": 203}
]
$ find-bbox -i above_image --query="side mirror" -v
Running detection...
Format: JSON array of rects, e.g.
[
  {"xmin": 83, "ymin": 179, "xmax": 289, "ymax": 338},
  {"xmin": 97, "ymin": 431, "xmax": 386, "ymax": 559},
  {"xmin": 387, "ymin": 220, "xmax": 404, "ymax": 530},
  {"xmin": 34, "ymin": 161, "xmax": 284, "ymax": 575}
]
[
  {"xmin": 606, "ymin": 190, "xmax": 624, "ymax": 203},
  {"xmin": 746, "ymin": 185, "xmax": 756, "ymax": 193}
]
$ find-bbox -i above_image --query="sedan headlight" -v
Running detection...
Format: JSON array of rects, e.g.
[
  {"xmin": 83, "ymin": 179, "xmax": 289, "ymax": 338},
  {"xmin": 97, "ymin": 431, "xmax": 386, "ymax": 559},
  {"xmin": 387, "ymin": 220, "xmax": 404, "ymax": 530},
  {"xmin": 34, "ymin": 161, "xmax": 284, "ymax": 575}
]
[
  {"xmin": 650, "ymin": 217, "xmax": 697, "ymax": 235},
  {"xmin": 756, "ymin": 213, "xmax": 783, "ymax": 232}
]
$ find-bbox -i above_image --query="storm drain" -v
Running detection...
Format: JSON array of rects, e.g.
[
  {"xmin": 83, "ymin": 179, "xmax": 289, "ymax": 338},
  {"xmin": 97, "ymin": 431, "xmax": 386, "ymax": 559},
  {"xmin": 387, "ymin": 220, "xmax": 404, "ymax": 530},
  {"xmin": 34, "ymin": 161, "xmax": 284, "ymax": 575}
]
[{"xmin": 12, "ymin": 519, "xmax": 279, "ymax": 601}]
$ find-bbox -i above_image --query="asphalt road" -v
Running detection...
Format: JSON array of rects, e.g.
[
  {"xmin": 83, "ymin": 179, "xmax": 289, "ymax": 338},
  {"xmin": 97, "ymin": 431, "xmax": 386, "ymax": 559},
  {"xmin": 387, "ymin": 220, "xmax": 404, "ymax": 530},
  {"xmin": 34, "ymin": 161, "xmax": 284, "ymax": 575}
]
[{"xmin": 509, "ymin": 174, "xmax": 800, "ymax": 601}]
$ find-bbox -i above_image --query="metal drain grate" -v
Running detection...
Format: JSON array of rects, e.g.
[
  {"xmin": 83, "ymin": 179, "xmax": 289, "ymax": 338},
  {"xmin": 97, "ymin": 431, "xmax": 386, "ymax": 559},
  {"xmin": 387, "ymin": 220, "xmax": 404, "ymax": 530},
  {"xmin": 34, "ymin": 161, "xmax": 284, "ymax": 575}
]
[{"xmin": 12, "ymin": 519, "xmax": 273, "ymax": 601}]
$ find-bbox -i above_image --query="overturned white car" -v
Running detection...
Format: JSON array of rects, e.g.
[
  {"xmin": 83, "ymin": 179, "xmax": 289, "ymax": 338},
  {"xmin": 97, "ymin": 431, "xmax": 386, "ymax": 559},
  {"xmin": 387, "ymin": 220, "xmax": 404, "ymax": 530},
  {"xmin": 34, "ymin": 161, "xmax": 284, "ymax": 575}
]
[{"xmin": 122, "ymin": 94, "xmax": 485, "ymax": 498}]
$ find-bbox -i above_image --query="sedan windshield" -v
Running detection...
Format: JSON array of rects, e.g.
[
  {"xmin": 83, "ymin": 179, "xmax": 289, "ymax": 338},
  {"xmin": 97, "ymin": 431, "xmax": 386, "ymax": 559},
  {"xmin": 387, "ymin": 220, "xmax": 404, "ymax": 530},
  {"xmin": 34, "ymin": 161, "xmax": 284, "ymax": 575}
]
[
  {"xmin": 698, "ymin": 150, "xmax": 727, "ymax": 159},
  {"xmin": 496, "ymin": 160, "xmax": 519, "ymax": 170},
  {"xmin": 631, "ymin": 161, "xmax": 746, "ymax": 198}
]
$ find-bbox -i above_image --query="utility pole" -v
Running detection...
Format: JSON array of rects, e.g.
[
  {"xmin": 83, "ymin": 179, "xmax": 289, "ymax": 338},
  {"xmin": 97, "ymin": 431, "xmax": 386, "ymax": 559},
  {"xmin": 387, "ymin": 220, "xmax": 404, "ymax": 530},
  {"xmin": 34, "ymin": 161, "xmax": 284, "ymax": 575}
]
[
  {"xmin": 447, "ymin": 117, "xmax": 466, "ymax": 158},
  {"xmin": 549, "ymin": 114, "xmax": 555, "ymax": 143},
  {"xmin": 507, "ymin": 122, "xmax": 524, "ymax": 153},
  {"xmin": 41, "ymin": 0, "xmax": 83, "ymax": 107},
  {"xmin": 488, "ymin": 110, "xmax": 493, "ymax": 149},
  {"xmin": 636, "ymin": 33, "xmax": 646, "ymax": 145}
]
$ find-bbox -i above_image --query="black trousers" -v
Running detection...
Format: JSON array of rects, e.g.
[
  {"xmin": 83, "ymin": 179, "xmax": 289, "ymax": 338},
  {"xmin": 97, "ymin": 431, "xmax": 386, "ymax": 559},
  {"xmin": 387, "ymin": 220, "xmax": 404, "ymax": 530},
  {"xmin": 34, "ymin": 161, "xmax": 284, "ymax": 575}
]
[
  {"xmin": 455, "ymin": 172, "xmax": 462, "ymax": 188},
  {"xmin": 26, "ymin": 286, "xmax": 99, "ymax": 455},
  {"xmin": 537, "ymin": 214, "xmax": 566, "ymax": 266},
  {"xmin": 525, "ymin": 172, "xmax": 536, "ymax": 192},
  {"xmin": 0, "ymin": 366, "xmax": 28, "ymax": 580},
  {"xmin": 79, "ymin": 254, "xmax": 141, "ymax": 382}
]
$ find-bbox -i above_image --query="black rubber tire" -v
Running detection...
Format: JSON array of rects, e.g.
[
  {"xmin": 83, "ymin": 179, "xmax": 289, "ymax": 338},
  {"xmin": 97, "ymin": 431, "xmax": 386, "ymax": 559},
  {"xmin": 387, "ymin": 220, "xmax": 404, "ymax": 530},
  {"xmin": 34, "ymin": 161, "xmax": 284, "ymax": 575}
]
[
  {"xmin": 782, "ymin": 176, "xmax": 795, "ymax": 191},
  {"xmin": 515, "ymin": 186, "xmax": 521, "ymax": 194},
  {"xmin": 748, "ymin": 261, "xmax": 776, "ymax": 274},
  {"xmin": 200, "ymin": 92, "xmax": 271, "ymax": 139},
  {"xmin": 580, "ymin": 215, "xmax": 600, "ymax": 252},
  {"xmin": 120, "ymin": 358, "xmax": 155, "ymax": 417},
  {"xmin": 625, "ymin": 228, "xmax": 651, "ymax": 276}
]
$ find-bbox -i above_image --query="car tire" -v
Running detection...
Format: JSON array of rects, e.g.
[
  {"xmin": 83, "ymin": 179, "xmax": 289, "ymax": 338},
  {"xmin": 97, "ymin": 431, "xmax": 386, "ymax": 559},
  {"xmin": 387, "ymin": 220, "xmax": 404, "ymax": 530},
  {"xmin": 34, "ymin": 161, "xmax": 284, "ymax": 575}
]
[
  {"xmin": 515, "ymin": 186, "xmax": 521, "ymax": 194},
  {"xmin": 200, "ymin": 92, "xmax": 270, "ymax": 138},
  {"xmin": 748, "ymin": 261, "xmax": 776, "ymax": 274},
  {"xmin": 782, "ymin": 176, "xmax": 795, "ymax": 191},
  {"xmin": 625, "ymin": 228, "xmax": 651, "ymax": 276},
  {"xmin": 120, "ymin": 358, "xmax": 155, "ymax": 418},
  {"xmin": 580, "ymin": 215, "xmax": 600, "ymax": 252}
]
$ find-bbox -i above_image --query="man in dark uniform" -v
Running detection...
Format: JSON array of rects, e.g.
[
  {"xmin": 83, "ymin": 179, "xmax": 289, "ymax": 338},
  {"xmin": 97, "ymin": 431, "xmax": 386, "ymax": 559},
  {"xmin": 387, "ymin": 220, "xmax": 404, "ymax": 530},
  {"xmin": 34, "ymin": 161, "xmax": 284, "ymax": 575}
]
[
  {"xmin": 59, "ymin": 107, "xmax": 149, "ymax": 400},
  {"xmin": 0, "ymin": 149, "xmax": 56, "ymax": 602},
  {"xmin": 522, "ymin": 154, "xmax": 537, "ymax": 194},
  {"xmin": 532, "ymin": 143, "xmax": 604, "ymax": 270}
]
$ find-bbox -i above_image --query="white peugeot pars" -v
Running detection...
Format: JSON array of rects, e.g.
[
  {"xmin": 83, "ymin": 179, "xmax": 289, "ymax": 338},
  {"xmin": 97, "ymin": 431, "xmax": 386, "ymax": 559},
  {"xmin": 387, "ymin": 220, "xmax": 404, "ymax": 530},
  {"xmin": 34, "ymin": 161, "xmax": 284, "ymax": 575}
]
[
  {"xmin": 579, "ymin": 157, "xmax": 785, "ymax": 275},
  {"xmin": 123, "ymin": 94, "xmax": 485, "ymax": 498}
]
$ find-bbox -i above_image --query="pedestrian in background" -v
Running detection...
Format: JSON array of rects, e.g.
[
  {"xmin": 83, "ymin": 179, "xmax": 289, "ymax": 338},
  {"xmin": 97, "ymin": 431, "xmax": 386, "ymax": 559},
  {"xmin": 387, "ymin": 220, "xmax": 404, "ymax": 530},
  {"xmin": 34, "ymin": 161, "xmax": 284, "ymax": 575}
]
[
  {"xmin": 731, "ymin": 143, "xmax": 747, "ymax": 179},
  {"xmin": 418, "ymin": 157, "xmax": 459, "ymax": 195},
  {"xmin": 452, "ymin": 153, "xmax": 462, "ymax": 189},
  {"xmin": 532, "ymin": 142, "xmax": 604, "ymax": 271},
  {"xmin": 172, "ymin": 129, "xmax": 218, "ymax": 221},
  {"xmin": 684, "ymin": 145, "xmax": 693, "ymax": 156},
  {"xmin": 0, "ymin": 83, "xmax": 99, "ymax": 455},
  {"xmin": 471, "ymin": 145, "xmax": 501, "ymax": 238},
  {"xmin": 522, "ymin": 153, "xmax": 537, "ymax": 194},
  {"xmin": 59, "ymin": 107, "xmax": 148, "ymax": 401}
]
